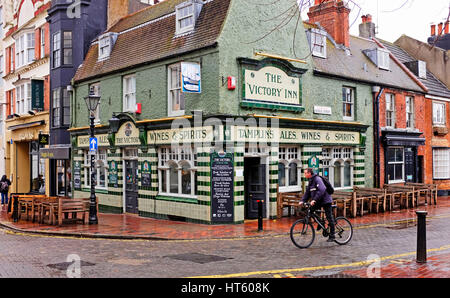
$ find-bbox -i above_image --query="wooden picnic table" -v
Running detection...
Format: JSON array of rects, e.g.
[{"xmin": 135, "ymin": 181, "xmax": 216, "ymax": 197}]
[{"xmin": 405, "ymin": 182, "xmax": 438, "ymax": 206}]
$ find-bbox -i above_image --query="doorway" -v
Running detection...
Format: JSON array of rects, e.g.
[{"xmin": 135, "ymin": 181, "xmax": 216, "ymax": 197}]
[
  {"xmin": 244, "ymin": 157, "xmax": 266, "ymax": 219},
  {"xmin": 124, "ymin": 159, "xmax": 138, "ymax": 214}
]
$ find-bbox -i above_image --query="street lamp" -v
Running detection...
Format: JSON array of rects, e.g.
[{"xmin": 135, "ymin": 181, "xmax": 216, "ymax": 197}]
[{"xmin": 84, "ymin": 87, "xmax": 101, "ymax": 225}]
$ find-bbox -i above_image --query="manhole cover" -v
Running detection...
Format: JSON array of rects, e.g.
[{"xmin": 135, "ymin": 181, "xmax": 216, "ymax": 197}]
[
  {"xmin": 164, "ymin": 253, "xmax": 233, "ymax": 264},
  {"xmin": 47, "ymin": 261, "xmax": 96, "ymax": 271}
]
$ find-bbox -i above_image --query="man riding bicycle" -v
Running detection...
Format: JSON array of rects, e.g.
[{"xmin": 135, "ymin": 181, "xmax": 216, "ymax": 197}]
[{"xmin": 299, "ymin": 168, "xmax": 335, "ymax": 242}]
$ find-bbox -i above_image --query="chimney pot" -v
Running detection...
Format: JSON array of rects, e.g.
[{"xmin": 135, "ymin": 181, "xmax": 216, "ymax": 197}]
[
  {"xmin": 445, "ymin": 21, "xmax": 449, "ymax": 34},
  {"xmin": 438, "ymin": 22, "xmax": 443, "ymax": 35},
  {"xmin": 431, "ymin": 24, "xmax": 436, "ymax": 36}
]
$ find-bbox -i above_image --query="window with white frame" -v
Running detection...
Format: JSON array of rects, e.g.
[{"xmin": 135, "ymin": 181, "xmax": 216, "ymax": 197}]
[
  {"xmin": 158, "ymin": 146, "xmax": 197, "ymax": 197},
  {"xmin": 15, "ymin": 83, "xmax": 31, "ymax": 115},
  {"xmin": 309, "ymin": 29, "xmax": 327, "ymax": 58},
  {"xmin": 63, "ymin": 31, "xmax": 72, "ymax": 65},
  {"xmin": 15, "ymin": 32, "xmax": 35, "ymax": 68},
  {"xmin": 40, "ymin": 27, "xmax": 45, "ymax": 59},
  {"xmin": 342, "ymin": 87, "xmax": 355, "ymax": 120},
  {"xmin": 52, "ymin": 32, "xmax": 61, "ymax": 68},
  {"xmin": 322, "ymin": 147, "xmax": 353, "ymax": 189},
  {"xmin": 387, "ymin": 147, "xmax": 404, "ymax": 183},
  {"xmin": 123, "ymin": 75, "xmax": 136, "ymax": 112},
  {"xmin": 433, "ymin": 102, "xmax": 446, "ymax": 126},
  {"xmin": 433, "ymin": 148, "xmax": 450, "ymax": 179},
  {"xmin": 385, "ymin": 93, "xmax": 395, "ymax": 127},
  {"xmin": 168, "ymin": 63, "xmax": 185, "ymax": 116},
  {"xmin": 89, "ymin": 82, "xmax": 101, "ymax": 124},
  {"xmin": 98, "ymin": 33, "xmax": 118, "ymax": 61},
  {"xmin": 175, "ymin": 0, "xmax": 202, "ymax": 35},
  {"xmin": 377, "ymin": 48, "xmax": 390, "ymax": 70},
  {"xmin": 278, "ymin": 146, "xmax": 301, "ymax": 192},
  {"xmin": 406, "ymin": 96, "xmax": 414, "ymax": 129},
  {"xmin": 84, "ymin": 149, "xmax": 108, "ymax": 189},
  {"xmin": 52, "ymin": 88, "xmax": 61, "ymax": 126}
]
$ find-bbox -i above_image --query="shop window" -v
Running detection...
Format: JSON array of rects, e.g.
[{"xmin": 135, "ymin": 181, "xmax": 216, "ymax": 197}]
[
  {"xmin": 387, "ymin": 147, "xmax": 404, "ymax": 183},
  {"xmin": 433, "ymin": 148, "xmax": 450, "ymax": 179},
  {"xmin": 30, "ymin": 141, "xmax": 45, "ymax": 194},
  {"xmin": 278, "ymin": 146, "xmax": 301, "ymax": 192},
  {"xmin": 323, "ymin": 147, "xmax": 354, "ymax": 189},
  {"xmin": 168, "ymin": 63, "xmax": 185, "ymax": 116},
  {"xmin": 84, "ymin": 149, "xmax": 108, "ymax": 189},
  {"xmin": 385, "ymin": 93, "xmax": 395, "ymax": 128},
  {"xmin": 158, "ymin": 146, "xmax": 197, "ymax": 197}
]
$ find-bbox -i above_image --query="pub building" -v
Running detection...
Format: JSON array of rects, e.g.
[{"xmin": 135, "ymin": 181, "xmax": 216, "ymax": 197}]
[{"xmin": 69, "ymin": 0, "xmax": 371, "ymax": 224}]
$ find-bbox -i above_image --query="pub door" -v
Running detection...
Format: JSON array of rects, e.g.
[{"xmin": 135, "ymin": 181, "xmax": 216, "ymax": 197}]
[
  {"xmin": 244, "ymin": 157, "xmax": 267, "ymax": 219},
  {"xmin": 125, "ymin": 160, "xmax": 139, "ymax": 214}
]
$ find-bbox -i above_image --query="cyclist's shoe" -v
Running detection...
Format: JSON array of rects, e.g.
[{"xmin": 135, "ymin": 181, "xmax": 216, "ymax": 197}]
[
  {"xmin": 317, "ymin": 224, "xmax": 322, "ymax": 231},
  {"xmin": 327, "ymin": 236, "xmax": 336, "ymax": 242}
]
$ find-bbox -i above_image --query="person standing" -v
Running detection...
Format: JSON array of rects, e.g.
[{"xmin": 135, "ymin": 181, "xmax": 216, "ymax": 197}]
[{"xmin": 1, "ymin": 175, "xmax": 12, "ymax": 207}]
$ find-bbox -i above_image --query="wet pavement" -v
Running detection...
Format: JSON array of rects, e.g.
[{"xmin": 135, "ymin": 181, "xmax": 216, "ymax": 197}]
[{"xmin": 0, "ymin": 197, "xmax": 449, "ymax": 278}]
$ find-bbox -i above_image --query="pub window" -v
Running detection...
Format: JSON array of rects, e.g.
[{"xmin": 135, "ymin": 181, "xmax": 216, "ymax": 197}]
[
  {"xmin": 123, "ymin": 75, "xmax": 136, "ymax": 113},
  {"xmin": 342, "ymin": 87, "xmax": 355, "ymax": 121},
  {"xmin": 323, "ymin": 147, "xmax": 354, "ymax": 189},
  {"xmin": 433, "ymin": 148, "xmax": 450, "ymax": 179},
  {"xmin": 385, "ymin": 93, "xmax": 395, "ymax": 128},
  {"xmin": 406, "ymin": 96, "xmax": 414, "ymax": 129},
  {"xmin": 168, "ymin": 63, "xmax": 185, "ymax": 117},
  {"xmin": 158, "ymin": 146, "xmax": 197, "ymax": 197},
  {"xmin": 83, "ymin": 149, "xmax": 108, "ymax": 189},
  {"xmin": 387, "ymin": 147, "xmax": 404, "ymax": 183},
  {"xmin": 278, "ymin": 146, "xmax": 301, "ymax": 192}
]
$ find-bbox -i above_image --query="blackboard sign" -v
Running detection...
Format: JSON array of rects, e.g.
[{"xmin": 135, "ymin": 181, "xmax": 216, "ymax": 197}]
[
  {"xmin": 211, "ymin": 151, "xmax": 234, "ymax": 223},
  {"xmin": 109, "ymin": 160, "xmax": 119, "ymax": 188},
  {"xmin": 73, "ymin": 161, "xmax": 81, "ymax": 189},
  {"xmin": 31, "ymin": 79, "xmax": 44, "ymax": 111}
]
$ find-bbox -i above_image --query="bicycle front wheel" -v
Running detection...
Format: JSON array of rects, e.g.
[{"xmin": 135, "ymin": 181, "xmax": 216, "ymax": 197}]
[
  {"xmin": 290, "ymin": 219, "xmax": 315, "ymax": 249},
  {"xmin": 334, "ymin": 217, "xmax": 353, "ymax": 245}
]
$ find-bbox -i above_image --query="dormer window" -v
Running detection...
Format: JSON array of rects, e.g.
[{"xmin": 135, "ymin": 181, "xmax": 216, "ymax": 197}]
[
  {"xmin": 364, "ymin": 48, "xmax": 390, "ymax": 70},
  {"xmin": 308, "ymin": 28, "xmax": 327, "ymax": 58},
  {"xmin": 98, "ymin": 32, "xmax": 118, "ymax": 61},
  {"xmin": 175, "ymin": 0, "xmax": 203, "ymax": 36}
]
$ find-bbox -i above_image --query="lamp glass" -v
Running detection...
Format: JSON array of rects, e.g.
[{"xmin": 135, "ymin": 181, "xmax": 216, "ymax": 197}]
[{"xmin": 84, "ymin": 89, "xmax": 101, "ymax": 112}]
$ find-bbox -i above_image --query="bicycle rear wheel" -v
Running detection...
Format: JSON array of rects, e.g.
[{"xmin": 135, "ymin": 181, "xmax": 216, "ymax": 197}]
[
  {"xmin": 290, "ymin": 219, "xmax": 315, "ymax": 249},
  {"xmin": 333, "ymin": 217, "xmax": 353, "ymax": 245}
]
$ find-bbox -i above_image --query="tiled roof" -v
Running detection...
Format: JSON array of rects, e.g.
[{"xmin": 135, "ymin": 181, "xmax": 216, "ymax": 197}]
[
  {"xmin": 304, "ymin": 22, "xmax": 425, "ymax": 93},
  {"xmin": 380, "ymin": 39, "xmax": 450, "ymax": 99},
  {"xmin": 74, "ymin": 0, "xmax": 231, "ymax": 83}
]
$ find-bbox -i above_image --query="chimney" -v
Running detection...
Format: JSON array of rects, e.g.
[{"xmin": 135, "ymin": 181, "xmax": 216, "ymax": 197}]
[
  {"xmin": 445, "ymin": 21, "xmax": 449, "ymax": 34},
  {"xmin": 359, "ymin": 14, "xmax": 376, "ymax": 39},
  {"xmin": 431, "ymin": 24, "xmax": 436, "ymax": 36},
  {"xmin": 438, "ymin": 22, "xmax": 443, "ymax": 35},
  {"xmin": 307, "ymin": 0, "xmax": 351, "ymax": 48},
  {"xmin": 108, "ymin": 0, "xmax": 155, "ymax": 29}
]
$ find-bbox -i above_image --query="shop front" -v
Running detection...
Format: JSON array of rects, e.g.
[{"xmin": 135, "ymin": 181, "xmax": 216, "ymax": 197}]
[
  {"xmin": 71, "ymin": 114, "xmax": 367, "ymax": 224},
  {"xmin": 5, "ymin": 112, "xmax": 50, "ymax": 195}
]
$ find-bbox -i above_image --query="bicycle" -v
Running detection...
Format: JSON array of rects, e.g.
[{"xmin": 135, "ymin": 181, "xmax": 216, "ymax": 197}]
[{"xmin": 290, "ymin": 202, "xmax": 353, "ymax": 249}]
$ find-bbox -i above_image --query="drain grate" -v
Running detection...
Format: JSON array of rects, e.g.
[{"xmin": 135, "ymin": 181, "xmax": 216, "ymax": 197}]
[
  {"xmin": 47, "ymin": 261, "xmax": 96, "ymax": 271},
  {"xmin": 164, "ymin": 253, "xmax": 233, "ymax": 264}
]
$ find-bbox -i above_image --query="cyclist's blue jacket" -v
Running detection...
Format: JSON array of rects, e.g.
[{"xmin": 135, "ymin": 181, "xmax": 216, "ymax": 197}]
[{"xmin": 301, "ymin": 174, "xmax": 333, "ymax": 205}]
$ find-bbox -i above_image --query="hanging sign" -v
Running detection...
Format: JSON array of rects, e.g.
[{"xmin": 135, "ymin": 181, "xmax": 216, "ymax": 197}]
[
  {"xmin": 181, "ymin": 62, "xmax": 201, "ymax": 93},
  {"xmin": 115, "ymin": 121, "xmax": 140, "ymax": 146}
]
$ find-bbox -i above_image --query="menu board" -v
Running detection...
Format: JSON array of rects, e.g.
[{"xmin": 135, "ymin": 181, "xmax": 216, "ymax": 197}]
[
  {"xmin": 73, "ymin": 161, "xmax": 81, "ymax": 190},
  {"xmin": 141, "ymin": 161, "xmax": 151, "ymax": 187},
  {"xmin": 211, "ymin": 152, "xmax": 234, "ymax": 223}
]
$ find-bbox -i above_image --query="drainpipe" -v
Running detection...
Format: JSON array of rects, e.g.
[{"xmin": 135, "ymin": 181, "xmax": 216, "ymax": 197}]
[{"xmin": 372, "ymin": 86, "xmax": 384, "ymax": 188}]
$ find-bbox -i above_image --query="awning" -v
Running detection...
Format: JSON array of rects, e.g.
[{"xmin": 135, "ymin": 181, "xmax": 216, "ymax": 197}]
[
  {"xmin": 39, "ymin": 147, "xmax": 71, "ymax": 159},
  {"xmin": 383, "ymin": 132, "xmax": 425, "ymax": 147},
  {"xmin": 7, "ymin": 120, "xmax": 45, "ymax": 131}
]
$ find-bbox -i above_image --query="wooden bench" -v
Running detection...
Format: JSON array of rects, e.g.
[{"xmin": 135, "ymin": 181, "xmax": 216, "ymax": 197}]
[
  {"xmin": 405, "ymin": 183, "xmax": 438, "ymax": 206},
  {"xmin": 353, "ymin": 187, "xmax": 388, "ymax": 213},
  {"xmin": 55, "ymin": 197, "xmax": 91, "ymax": 226},
  {"xmin": 277, "ymin": 192, "xmax": 303, "ymax": 218}
]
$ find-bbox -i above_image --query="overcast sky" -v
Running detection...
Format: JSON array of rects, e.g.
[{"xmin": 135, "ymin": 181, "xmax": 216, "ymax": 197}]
[{"xmin": 301, "ymin": 0, "xmax": 450, "ymax": 43}]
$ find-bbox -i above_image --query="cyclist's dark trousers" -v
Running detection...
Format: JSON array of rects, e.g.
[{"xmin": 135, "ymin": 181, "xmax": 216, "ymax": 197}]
[{"xmin": 312, "ymin": 203, "xmax": 335, "ymax": 238}]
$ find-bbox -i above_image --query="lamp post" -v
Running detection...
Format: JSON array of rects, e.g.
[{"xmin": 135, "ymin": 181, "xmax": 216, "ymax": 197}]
[{"xmin": 84, "ymin": 88, "xmax": 101, "ymax": 225}]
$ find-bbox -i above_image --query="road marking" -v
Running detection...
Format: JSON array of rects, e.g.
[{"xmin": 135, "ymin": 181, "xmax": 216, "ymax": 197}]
[{"xmin": 187, "ymin": 244, "xmax": 450, "ymax": 278}]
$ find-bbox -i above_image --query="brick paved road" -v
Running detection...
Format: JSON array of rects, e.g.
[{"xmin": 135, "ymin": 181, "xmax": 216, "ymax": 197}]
[{"xmin": 0, "ymin": 214, "xmax": 449, "ymax": 278}]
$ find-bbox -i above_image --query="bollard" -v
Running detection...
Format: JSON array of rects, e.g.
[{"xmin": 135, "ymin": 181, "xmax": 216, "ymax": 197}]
[
  {"xmin": 257, "ymin": 200, "xmax": 263, "ymax": 231},
  {"xmin": 416, "ymin": 211, "xmax": 428, "ymax": 263}
]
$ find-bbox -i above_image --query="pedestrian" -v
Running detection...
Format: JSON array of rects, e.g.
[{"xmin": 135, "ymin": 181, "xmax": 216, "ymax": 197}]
[
  {"xmin": 1, "ymin": 175, "xmax": 11, "ymax": 207},
  {"xmin": 299, "ymin": 168, "xmax": 336, "ymax": 242}
]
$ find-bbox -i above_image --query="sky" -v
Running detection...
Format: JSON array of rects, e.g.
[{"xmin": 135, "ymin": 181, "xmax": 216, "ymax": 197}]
[{"xmin": 300, "ymin": 0, "xmax": 450, "ymax": 43}]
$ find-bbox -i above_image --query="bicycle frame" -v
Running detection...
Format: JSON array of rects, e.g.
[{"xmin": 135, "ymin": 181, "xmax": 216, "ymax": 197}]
[{"xmin": 304, "ymin": 205, "xmax": 327, "ymax": 231}]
